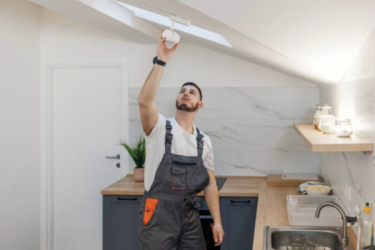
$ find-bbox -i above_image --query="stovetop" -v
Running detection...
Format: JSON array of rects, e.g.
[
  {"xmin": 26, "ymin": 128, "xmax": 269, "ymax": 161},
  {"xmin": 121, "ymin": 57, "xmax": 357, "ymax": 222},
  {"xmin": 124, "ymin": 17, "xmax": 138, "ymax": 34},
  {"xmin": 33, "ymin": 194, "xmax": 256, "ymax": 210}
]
[{"xmin": 215, "ymin": 177, "xmax": 227, "ymax": 191}]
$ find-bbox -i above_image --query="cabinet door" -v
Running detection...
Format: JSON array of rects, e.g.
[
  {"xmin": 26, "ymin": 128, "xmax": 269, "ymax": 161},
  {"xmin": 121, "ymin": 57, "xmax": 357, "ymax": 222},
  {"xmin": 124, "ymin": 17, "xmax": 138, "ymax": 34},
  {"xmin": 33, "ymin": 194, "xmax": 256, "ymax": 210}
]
[
  {"xmin": 103, "ymin": 195, "xmax": 142, "ymax": 250},
  {"xmin": 220, "ymin": 197, "xmax": 258, "ymax": 250}
]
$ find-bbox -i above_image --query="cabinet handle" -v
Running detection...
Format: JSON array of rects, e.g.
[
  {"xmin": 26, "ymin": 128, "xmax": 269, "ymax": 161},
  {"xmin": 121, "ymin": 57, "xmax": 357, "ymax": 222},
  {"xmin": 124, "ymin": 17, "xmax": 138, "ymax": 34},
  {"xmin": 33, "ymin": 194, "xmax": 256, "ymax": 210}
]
[
  {"xmin": 200, "ymin": 215, "xmax": 213, "ymax": 219},
  {"xmin": 117, "ymin": 197, "xmax": 137, "ymax": 201},
  {"xmin": 230, "ymin": 200, "xmax": 251, "ymax": 204}
]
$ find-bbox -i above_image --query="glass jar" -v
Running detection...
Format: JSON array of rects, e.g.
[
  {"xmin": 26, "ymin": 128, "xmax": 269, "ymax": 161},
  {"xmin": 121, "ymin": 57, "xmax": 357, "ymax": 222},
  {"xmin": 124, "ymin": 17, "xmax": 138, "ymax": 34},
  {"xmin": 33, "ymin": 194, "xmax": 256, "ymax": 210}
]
[
  {"xmin": 313, "ymin": 105, "xmax": 321, "ymax": 130},
  {"xmin": 320, "ymin": 116, "xmax": 335, "ymax": 134},
  {"xmin": 317, "ymin": 104, "xmax": 334, "ymax": 131},
  {"xmin": 335, "ymin": 118, "xmax": 353, "ymax": 137}
]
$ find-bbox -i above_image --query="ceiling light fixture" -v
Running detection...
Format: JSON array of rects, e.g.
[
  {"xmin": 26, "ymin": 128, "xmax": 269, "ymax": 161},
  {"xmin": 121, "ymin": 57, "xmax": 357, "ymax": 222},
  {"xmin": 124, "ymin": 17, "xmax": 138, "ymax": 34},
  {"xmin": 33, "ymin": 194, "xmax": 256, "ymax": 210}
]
[{"xmin": 161, "ymin": 14, "xmax": 191, "ymax": 46}]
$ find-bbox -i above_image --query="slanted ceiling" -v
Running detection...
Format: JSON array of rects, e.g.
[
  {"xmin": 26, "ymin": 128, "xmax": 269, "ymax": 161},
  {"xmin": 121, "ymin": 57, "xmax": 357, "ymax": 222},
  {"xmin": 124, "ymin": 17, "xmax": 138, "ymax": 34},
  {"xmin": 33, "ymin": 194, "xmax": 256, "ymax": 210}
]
[{"xmin": 29, "ymin": 0, "xmax": 375, "ymax": 85}]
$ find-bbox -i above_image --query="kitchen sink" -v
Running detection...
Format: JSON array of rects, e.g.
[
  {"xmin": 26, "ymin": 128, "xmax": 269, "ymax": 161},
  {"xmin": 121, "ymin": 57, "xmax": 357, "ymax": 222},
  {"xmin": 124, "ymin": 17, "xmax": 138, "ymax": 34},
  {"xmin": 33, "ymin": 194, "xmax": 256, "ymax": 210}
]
[{"xmin": 263, "ymin": 226, "xmax": 354, "ymax": 250}]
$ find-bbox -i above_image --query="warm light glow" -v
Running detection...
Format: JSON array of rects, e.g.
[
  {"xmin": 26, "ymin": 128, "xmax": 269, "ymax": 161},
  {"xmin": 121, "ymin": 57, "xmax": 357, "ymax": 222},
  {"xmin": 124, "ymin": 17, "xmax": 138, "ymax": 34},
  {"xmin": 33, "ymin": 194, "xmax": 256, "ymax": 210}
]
[{"xmin": 117, "ymin": 2, "xmax": 233, "ymax": 48}]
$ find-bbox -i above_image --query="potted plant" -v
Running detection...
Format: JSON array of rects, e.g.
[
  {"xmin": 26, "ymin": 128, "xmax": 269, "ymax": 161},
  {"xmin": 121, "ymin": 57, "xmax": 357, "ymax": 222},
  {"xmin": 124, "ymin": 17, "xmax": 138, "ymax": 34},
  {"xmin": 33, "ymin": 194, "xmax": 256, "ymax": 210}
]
[{"xmin": 120, "ymin": 136, "xmax": 146, "ymax": 182}]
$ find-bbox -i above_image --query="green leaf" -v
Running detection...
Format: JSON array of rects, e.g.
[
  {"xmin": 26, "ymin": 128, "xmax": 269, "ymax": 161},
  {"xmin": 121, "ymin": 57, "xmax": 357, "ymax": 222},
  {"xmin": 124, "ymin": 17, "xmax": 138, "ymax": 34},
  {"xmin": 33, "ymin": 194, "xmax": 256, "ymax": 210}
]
[{"xmin": 120, "ymin": 135, "xmax": 146, "ymax": 168}]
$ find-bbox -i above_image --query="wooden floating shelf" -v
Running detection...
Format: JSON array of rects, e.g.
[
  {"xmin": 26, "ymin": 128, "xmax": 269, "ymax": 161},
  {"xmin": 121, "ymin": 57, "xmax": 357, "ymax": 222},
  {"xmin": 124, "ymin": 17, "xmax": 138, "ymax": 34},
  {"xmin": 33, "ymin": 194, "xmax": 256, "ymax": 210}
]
[{"xmin": 293, "ymin": 123, "xmax": 373, "ymax": 152}]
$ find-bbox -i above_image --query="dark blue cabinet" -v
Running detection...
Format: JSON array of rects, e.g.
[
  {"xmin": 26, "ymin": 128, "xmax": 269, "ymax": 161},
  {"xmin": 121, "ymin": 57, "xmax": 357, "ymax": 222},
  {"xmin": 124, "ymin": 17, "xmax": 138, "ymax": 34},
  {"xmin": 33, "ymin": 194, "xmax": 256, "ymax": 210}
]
[
  {"xmin": 220, "ymin": 197, "xmax": 258, "ymax": 250},
  {"xmin": 103, "ymin": 195, "xmax": 257, "ymax": 250},
  {"xmin": 103, "ymin": 195, "xmax": 142, "ymax": 250}
]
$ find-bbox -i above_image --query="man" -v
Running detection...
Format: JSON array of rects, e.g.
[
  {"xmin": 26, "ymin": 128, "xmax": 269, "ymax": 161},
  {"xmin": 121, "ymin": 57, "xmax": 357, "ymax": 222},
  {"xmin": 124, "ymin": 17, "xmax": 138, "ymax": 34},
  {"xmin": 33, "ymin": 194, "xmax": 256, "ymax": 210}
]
[{"xmin": 137, "ymin": 30, "xmax": 225, "ymax": 250}]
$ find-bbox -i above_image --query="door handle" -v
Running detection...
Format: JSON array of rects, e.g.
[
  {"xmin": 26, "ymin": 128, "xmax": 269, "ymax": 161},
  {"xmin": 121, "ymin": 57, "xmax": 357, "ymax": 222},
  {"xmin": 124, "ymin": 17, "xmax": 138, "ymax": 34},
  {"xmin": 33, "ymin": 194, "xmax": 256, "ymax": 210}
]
[{"xmin": 105, "ymin": 154, "xmax": 120, "ymax": 159}]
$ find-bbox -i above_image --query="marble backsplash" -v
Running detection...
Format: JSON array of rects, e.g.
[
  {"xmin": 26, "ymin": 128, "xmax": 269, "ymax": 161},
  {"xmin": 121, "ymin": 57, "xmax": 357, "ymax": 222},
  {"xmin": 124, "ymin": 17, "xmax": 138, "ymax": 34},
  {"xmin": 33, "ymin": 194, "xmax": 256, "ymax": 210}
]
[
  {"xmin": 128, "ymin": 86, "xmax": 320, "ymax": 176},
  {"xmin": 320, "ymin": 77, "xmax": 375, "ymax": 216}
]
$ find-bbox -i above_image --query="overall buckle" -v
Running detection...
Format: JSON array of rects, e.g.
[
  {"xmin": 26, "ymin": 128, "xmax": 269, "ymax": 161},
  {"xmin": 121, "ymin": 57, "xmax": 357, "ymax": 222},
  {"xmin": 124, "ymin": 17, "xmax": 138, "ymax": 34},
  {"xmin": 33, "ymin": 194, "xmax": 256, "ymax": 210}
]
[
  {"xmin": 165, "ymin": 134, "xmax": 173, "ymax": 144},
  {"xmin": 197, "ymin": 140, "xmax": 204, "ymax": 149}
]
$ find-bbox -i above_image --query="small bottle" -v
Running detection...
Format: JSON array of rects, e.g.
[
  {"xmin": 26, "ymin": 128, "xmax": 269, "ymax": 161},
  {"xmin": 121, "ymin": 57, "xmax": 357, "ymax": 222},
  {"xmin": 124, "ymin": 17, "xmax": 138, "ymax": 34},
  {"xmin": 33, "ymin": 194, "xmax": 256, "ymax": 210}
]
[{"xmin": 360, "ymin": 202, "xmax": 373, "ymax": 248}]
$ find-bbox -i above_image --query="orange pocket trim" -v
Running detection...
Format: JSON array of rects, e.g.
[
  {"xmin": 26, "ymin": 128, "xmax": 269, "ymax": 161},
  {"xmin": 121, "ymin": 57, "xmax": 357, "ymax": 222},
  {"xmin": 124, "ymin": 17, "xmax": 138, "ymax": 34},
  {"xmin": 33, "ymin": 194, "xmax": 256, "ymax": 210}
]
[{"xmin": 143, "ymin": 198, "xmax": 158, "ymax": 226}]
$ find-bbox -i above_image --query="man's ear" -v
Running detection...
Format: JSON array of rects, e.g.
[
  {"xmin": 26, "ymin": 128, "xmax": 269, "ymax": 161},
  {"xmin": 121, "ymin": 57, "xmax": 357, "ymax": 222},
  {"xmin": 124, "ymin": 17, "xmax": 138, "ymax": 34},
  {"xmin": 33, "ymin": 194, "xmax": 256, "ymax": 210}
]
[{"xmin": 198, "ymin": 102, "xmax": 204, "ymax": 109}]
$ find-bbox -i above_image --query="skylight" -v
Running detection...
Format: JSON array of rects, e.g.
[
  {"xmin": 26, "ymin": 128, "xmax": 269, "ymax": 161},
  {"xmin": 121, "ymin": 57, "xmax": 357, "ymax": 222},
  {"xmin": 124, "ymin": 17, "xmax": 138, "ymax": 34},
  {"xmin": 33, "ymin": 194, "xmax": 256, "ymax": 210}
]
[{"xmin": 117, "ymin": 2, "xmax": 232, "ymax": 48}]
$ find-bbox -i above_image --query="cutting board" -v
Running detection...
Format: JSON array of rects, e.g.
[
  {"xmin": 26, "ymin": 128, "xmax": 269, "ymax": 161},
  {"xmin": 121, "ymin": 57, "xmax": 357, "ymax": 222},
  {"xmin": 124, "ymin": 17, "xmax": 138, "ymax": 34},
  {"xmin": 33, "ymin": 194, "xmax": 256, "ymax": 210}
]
[{"xmin": 267, "ymin": 175, "xmax": 322, "ymax": 186}]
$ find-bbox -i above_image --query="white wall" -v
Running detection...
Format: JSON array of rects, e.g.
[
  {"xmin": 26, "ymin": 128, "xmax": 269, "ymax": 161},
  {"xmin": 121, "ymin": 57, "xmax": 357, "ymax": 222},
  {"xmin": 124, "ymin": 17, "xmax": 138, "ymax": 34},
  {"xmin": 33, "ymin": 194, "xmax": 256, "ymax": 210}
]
[
  {"xmin": 0, "ymin": 0, "xmax": 40, "ymax": 250},
  {"xmin": 320, "ymin": 28, "xmax": 375, "ymax": 233},
  {"xmin": 341, "ymin": 29, "xmax": 375, "ymax": 82}
]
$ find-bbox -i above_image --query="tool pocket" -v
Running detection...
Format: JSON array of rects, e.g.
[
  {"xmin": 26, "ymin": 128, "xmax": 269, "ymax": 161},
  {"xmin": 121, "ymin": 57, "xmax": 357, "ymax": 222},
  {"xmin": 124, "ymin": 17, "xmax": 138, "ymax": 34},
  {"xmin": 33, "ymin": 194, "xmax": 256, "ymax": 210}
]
[
  {"xmin": 143, "ymin": 198, "xmax": 159, "ymax": 226},
  {"xmin": 172, "ymin": 165, "xmax": 187, "ymax": 190}
]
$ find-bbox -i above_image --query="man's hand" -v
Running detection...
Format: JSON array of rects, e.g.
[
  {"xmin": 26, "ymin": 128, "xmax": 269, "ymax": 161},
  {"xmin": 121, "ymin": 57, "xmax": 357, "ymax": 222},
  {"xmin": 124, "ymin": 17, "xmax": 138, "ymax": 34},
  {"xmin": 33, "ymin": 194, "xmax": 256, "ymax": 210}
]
[
  {"xmin": 157, "ymin": 30, "xmax": 178, "ymax": 62},
  {"xmin": 204, "ymin": 169, "xmax": 225, "ymax": 247},
  {"xmin": 212, "ymin": 223, "xmax": 225, "ymax": 246}
]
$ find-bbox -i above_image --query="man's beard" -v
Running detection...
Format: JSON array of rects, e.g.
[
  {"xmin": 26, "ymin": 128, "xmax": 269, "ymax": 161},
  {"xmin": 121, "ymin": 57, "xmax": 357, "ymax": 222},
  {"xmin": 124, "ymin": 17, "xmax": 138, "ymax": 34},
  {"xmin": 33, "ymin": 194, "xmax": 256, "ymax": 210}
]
[{"xmin": 175, "ymin": 100, "xmax": 199, "ymax": 112}]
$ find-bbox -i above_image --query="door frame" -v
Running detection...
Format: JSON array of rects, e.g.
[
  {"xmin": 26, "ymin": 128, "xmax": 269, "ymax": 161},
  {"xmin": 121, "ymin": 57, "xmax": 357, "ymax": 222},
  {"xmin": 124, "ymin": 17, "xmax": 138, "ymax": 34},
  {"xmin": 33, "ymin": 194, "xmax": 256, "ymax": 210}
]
[{"xmin": 39, "ymin": 58, "xmax": 129, "ymax": 250}]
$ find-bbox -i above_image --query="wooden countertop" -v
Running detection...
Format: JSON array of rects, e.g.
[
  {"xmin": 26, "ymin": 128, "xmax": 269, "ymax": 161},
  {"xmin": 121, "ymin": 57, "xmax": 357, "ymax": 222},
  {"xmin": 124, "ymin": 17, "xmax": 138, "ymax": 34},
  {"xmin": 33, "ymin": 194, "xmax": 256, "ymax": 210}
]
[
  {"xmin": 253, "ymin": 180, "xmax": 299, "ymax": 249},
  {"xmin": 101, "ymin": 175, "xmax": 263, "ymax": 197},
  {"xmin": 101, "ymin": 175, "xmax": 145, "ymax": 196},
  {"xmin": 101, "ymin": 175, "xmax": 354, "ymax": 249}
]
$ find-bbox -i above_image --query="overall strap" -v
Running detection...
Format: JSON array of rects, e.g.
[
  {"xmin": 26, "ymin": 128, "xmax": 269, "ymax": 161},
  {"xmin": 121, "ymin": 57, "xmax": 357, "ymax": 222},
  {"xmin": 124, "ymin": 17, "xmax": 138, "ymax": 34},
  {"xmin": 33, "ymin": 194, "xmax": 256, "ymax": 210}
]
[
  {"xmin": 196, "ymin": 128, "xmax": 204, "ymax": 157},
  {"xmin": 165, "ymin": 120, "xmax": 173, "ymax": 154}
]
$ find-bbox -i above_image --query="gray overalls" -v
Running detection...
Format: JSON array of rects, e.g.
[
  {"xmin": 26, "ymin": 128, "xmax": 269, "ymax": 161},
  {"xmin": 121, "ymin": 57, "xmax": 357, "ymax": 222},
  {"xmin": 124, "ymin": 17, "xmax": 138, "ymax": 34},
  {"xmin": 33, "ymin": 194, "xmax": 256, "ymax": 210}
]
[{"xmin": 138, "ymin": 120, "xmax": 210, "ymax": 250}]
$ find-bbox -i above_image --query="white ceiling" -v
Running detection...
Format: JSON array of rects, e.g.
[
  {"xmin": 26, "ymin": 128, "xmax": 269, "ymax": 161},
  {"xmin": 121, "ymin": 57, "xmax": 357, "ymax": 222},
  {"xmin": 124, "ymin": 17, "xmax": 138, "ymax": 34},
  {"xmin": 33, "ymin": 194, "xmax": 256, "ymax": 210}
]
[
  {"xmin": 29, "ymin": 0, "xmax": 375, "ymax": 85},
  {"xmin": 179, "ymin": 0, "xmax": 375, "ymax": 83}
]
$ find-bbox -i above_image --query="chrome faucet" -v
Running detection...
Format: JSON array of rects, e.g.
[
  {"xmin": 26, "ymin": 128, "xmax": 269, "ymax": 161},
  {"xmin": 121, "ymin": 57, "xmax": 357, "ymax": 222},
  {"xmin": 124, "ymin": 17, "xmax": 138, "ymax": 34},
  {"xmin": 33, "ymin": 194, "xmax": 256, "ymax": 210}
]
[{"xmin": 315, "ymin": 202, "xmax": 354, "ymax": 248}]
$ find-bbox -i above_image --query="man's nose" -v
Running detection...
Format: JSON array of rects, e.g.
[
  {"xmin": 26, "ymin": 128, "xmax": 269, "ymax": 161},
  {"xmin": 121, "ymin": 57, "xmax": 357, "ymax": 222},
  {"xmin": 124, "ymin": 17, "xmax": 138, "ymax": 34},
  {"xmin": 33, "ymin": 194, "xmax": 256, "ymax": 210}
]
[{"xmin": 183, "ymin": 92, "xmax": 188, "ymax": 97}]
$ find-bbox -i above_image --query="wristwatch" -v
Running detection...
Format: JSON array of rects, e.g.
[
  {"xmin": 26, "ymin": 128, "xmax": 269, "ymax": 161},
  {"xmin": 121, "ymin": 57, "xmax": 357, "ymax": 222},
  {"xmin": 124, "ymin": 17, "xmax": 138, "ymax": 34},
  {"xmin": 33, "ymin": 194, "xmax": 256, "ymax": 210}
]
[{"xmin": 153, "ymin": 56, "xmax": 166, "ymax": 66}]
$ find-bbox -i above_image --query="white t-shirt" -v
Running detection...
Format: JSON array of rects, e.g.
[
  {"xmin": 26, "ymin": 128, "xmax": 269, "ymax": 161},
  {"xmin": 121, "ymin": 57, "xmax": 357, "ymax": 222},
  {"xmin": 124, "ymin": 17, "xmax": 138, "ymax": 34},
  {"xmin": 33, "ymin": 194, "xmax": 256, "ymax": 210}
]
[{"xmin": 143, "ymin": 114, "xmax": 214, "ymax": 191}]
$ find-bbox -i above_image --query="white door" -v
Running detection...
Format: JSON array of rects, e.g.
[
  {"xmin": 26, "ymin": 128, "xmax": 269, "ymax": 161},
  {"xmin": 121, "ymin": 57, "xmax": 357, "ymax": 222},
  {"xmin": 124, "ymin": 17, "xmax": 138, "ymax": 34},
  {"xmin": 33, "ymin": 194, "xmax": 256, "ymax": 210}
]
[{"xmin": 40, "ymin": 58, "xmax": 129, "ymax": 250}]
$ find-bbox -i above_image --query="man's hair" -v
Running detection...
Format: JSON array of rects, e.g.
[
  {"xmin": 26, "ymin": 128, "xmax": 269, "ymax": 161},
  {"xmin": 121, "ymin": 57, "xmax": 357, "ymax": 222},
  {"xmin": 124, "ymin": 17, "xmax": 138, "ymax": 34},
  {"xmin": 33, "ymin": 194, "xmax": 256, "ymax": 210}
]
[{"xmin": 181, "ymin": 82, "xmax": 203, "ymax": 101}]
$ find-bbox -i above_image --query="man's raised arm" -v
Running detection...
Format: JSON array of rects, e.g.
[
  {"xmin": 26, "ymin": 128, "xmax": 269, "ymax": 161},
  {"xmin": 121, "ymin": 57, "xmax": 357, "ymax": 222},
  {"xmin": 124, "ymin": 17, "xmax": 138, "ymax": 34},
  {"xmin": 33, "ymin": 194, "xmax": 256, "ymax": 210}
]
[{"xmin": 138, "ymin": 30, "xmax": 178, "ymax": 136}]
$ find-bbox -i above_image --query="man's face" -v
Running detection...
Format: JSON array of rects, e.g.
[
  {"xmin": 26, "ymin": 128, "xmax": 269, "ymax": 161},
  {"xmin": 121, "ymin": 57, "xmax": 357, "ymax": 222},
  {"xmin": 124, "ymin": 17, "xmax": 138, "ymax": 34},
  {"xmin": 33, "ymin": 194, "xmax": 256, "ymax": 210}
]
[{"xmin": 175, "ymin": 85, "xmax": 201, "ymax": 112}]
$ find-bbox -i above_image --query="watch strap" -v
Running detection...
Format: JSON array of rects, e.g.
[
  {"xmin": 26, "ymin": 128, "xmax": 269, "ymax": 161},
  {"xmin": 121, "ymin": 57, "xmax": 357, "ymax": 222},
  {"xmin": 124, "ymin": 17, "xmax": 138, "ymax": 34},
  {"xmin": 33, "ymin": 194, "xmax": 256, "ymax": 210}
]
[{"xmin": 153, "ymin": 56, "xmax": 166, "ymax": 66}]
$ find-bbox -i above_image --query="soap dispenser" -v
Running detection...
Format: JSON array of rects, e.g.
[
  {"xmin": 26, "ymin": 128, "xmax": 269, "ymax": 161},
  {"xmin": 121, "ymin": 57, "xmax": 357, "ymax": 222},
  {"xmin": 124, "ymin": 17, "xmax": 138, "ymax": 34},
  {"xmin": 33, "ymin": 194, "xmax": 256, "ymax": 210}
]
[{"xmin": 360, "ymin": 202, "xmax": 373, "ymax": 248}]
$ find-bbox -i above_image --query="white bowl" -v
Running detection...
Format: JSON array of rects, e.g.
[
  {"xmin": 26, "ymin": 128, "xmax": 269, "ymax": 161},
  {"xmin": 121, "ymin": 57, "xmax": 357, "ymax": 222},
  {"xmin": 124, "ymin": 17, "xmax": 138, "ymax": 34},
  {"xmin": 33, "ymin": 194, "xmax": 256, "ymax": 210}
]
[
  {"xmin": 321, "ymin": 123, "xmax": 335, "ymax": 134},
  {"xmin": 305, "ymin": 185, "xmax": 331, "ymax": 195}
]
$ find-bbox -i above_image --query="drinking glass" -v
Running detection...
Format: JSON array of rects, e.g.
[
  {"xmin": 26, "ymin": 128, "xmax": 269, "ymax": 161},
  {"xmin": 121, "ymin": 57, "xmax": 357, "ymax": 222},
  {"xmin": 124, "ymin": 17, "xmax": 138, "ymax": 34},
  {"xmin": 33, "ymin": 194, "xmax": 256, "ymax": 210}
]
[
  {"xmin": 288, "ymin": 233, "xmax": 304, "ymax": 250},
  {"xmin": 304, "ymin": 235, "xmax": 317, "ymax": 250}
]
